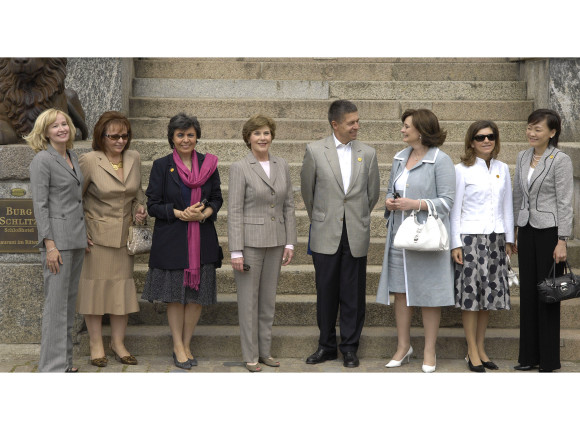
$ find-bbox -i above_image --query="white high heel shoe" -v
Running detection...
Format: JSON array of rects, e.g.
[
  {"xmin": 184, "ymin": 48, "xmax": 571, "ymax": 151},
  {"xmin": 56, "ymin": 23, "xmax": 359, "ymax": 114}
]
[
  {"xmin": 422, "ymin": 355, "xmax": 436, "ymax": 373},
  {"xmin": 385, "ymin": 346, "xmax": 413, "ymax": 368}
]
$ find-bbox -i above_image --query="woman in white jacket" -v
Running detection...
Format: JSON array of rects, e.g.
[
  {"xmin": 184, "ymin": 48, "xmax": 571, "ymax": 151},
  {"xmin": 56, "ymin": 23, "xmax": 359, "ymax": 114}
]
[{"xmin": 450, "ymin": 120, "xmax": 514, "ymax": 372}]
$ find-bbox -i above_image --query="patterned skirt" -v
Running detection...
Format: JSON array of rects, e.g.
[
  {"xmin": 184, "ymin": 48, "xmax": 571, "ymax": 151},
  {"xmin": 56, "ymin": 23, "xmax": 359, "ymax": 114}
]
[
  {"xmin": 454, "ymin": 232, "xmax": 511, "ymax": 311},
  {"xmin": 141, "ymin": 264, "xmax": 217, "ymax": 306}
]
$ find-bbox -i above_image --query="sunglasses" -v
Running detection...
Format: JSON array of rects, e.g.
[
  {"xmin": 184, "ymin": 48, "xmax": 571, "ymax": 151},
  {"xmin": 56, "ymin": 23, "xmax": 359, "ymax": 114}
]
[
  {"xmin": 473, "ymin": 133, "xmax": 496, "ymax": 142},
  {"xmin": 105, "ymin": 133, "xmax": 130, "ymax": 141}
]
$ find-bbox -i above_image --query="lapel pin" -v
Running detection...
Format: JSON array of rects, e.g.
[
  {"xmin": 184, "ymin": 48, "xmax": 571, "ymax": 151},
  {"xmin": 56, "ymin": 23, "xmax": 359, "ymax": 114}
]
[
  {"xmin": 549, "ymin": 155, "xmax": 554, "ymax": 159},
  {"xmin": 170, "ymin": 168, "xmax": 174, "ymax": 172},
  {"xmin": 496, "ymin": 175, "xmax": 500, "ymax": 178},
  {"xmin": 357, "ymin": 157, "xmax": 362, "ymax": 162}
]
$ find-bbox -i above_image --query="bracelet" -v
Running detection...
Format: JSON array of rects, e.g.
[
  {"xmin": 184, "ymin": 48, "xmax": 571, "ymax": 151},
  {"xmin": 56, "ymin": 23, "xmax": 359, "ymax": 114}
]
[
  {"xmin": 47, "ymin": 247, "xmax": 57, "ymax": 253},
  {"xmin": 200, "ymin": 212, "xmax": 206, "ymax": 224}
]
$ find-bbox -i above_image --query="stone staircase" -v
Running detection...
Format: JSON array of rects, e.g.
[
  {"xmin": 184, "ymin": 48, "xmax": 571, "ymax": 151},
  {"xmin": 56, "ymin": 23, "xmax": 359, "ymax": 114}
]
[{"xmin": 78, "ymin": 58, "xmax": 580, "ymax": 362}]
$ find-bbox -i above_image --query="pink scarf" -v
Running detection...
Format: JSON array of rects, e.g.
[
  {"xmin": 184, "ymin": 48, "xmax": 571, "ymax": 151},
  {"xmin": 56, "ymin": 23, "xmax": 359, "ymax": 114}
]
[{"xmin": 172, "ymin": 149, "xmax": 218, "ymax": 289}]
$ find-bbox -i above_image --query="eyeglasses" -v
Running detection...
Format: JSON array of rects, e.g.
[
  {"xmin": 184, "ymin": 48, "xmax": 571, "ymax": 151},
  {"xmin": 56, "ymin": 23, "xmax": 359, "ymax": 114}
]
[
  {"xmin": 105, "ymin": 134, "xmax": 130, "ymax": 141},
  {"xmin": 473, "ymin": 133, "xmax": 496, "ymax": 142}
]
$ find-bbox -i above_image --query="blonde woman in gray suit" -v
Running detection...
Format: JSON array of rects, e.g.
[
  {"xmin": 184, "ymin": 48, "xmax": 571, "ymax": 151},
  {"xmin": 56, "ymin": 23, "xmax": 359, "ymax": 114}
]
[
  {"xmin": 26, "ymin": 108, "xmax": 88, "ymax": 372},
  {"xmin": 228, "ymin": 115, "xmax": 297, "ymax": 372},
  {"xmin": 77, "ymin": 111, "xmax": 147, "ymax": 367}
]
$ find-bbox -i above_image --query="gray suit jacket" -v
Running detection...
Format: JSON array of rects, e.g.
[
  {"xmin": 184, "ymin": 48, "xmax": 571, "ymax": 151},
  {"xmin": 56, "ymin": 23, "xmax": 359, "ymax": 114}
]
[
  {"xmin": 228, "ymin": 152, "xmax": 297, "ymax": 251},
  {"xmin": 513, "ymin": 145, "xmax": 573, "ymax": 237},
  {"xmin": 29, "ymin": 144, "xmax": 87, "ymax": 250},
  {"xmin": 300, "ymin": 135, "xmax": 380, "ymax": 258}
]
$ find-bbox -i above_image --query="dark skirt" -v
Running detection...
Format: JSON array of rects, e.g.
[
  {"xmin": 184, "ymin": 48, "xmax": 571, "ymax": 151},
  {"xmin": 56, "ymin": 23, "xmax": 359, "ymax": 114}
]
[
  {"xmin": 141, "ymin": 264, "xmax": 217, "ymax": 306},
  {"xmin": 454, "ymin": 232, "xmax": 510, "ymax": 311}
]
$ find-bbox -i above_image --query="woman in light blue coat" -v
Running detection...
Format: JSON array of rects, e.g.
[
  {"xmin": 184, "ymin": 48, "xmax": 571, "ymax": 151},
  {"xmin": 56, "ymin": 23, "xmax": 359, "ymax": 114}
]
[{"xmin": 377, "ymin": 109, "xmax": 455, "ymax": 373}]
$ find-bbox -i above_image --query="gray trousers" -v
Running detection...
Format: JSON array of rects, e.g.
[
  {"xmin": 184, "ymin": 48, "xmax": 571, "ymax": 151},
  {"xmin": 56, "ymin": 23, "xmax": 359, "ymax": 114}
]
[
  {"xmin": 38, "ymin": 248, "xmax": 85, "ymax": 372},
  {"xmin": 234, "ymin": 246, "xmax": 284, "ymax": 363}
]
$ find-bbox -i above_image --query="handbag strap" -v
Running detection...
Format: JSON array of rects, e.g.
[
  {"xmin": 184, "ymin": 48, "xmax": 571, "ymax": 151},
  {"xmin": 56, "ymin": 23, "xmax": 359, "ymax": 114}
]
[
  {"xmin": 547, "ymin": 259, "xmax": 574, "ymax": 281},
  {"xmin": 424, "ymin": 199, "xmax": 437, "ymax": 218}
]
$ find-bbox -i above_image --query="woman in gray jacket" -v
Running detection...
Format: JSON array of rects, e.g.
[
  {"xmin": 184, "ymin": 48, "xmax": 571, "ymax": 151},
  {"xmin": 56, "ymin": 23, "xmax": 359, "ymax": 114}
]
[
  {"xmin": 377, "ymin": 109, "xmax": 455, "ymax": 373},
  {"xmin": 513, "ymin": 109, "xmax": 573, "ymax": 372}
]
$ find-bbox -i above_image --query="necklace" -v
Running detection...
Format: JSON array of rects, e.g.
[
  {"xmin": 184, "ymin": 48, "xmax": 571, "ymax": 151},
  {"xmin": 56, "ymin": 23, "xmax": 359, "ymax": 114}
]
[
  {"xmin": 109, "ymin": 159, "xmax": 123, "ymax": 170},
  {"xmin": 531, "ymin": 152, "xmax": 542, "ymax": 168}
]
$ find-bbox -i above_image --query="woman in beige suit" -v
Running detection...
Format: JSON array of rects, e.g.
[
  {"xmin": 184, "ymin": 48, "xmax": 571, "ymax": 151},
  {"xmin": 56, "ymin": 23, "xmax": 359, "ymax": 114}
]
[
  {"xmin": 77, "ymin": 111, "xmax": 147, "ymax": 367},
  {"xmin": 228, "ymin": 115, "xmax": 297, "ymax": 372}
]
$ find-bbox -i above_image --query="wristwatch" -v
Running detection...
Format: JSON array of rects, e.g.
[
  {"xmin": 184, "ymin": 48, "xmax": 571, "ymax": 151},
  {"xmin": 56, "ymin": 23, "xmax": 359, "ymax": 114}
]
[{"xmin": 558, "ymin": 236, "xmax": 568, "ymax": 242}]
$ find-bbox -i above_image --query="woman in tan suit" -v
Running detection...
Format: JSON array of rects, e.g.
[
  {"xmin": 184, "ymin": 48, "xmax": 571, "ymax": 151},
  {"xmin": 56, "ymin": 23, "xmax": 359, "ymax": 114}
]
[
  {"xmin": 77, "ymin": 111, "xmax": 147, "ymax": 367},
  {"xmin": 228, "ymin": 115, "xmax": 297, "ymax": 372}
]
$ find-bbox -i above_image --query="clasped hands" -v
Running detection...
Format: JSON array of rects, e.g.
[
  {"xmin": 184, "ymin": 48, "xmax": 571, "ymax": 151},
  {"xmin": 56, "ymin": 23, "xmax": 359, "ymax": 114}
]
[
  {"xmin": 385, "ymin": 197, "xmax": 419, "ymax": 212},
  {"xmin": 175, "ymin": 202, "xmax": 206, "ymax": 222}
]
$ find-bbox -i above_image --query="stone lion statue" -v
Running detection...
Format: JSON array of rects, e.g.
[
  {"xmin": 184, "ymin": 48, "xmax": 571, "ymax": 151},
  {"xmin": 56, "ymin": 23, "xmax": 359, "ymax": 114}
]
[{"xmin": 0, "ymin": 58, "xmax": 88, "ymax": 145}]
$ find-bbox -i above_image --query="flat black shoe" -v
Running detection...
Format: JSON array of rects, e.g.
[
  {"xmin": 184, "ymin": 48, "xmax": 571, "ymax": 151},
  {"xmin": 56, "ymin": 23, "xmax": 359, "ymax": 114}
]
[
  {"xmin": 514, "ymin": 364, "xmax": 537, "ymax": 371},
  {"xmin": 173, "ymin": 352, "xmax": 192, "ymax": 370},
  {"xmin": 343, "ymin": 351, "xmax": 359, "ymax": 368},
  {"xmin": 466, "ymin": 355, "xmax": 485, "ymax": 373},
  {"xmin": 482, "ymin": 360, "xmax": 499, "ymax": 370},
  {"xmin": 539, "ymin": 368, "xmax": 553, "ymax": 373},
  {"xmin": 306, "ymin": 347, "xmax": 337, "ymax": 364}
]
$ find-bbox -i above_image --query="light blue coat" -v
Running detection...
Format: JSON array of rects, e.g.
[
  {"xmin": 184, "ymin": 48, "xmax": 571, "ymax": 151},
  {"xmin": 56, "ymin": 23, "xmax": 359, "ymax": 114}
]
[{"xmin": 376, "ymin": 146, "xmax": 456, "ymax": 306}]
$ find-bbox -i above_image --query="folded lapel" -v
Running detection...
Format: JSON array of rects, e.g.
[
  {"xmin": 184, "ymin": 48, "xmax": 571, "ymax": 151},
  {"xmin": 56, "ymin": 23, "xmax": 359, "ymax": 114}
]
[
  {"xmin": 247, "ymin": 152, "xmax": 274, "ymax": 189},
  {"xmin": 529, "ymin": 146, "xmax": 555, "ymax": 191},
  {"xmin": 96, "ymin": 151, "xmax": 124, "ymax": 184},
  {"xmin": 47, "ymin": 145, "xmax": 79, "ymax": 183},
  {"xmin": 323, "ymin": 137, "xmax": 344, "ymax": 194},
  {"xmin": 520, "ymin": 149, "xmax": 532, "ymax": 197},
  {"xmin": 122, "ymin": 151, "xmax": 135, "ymax": 181}
]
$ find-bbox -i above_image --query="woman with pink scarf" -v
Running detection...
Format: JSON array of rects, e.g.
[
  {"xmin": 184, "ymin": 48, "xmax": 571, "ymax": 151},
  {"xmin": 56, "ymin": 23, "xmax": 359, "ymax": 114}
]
[{"xmin": 142, "ymin": 113, "xmax": 223, "ymax": 370}]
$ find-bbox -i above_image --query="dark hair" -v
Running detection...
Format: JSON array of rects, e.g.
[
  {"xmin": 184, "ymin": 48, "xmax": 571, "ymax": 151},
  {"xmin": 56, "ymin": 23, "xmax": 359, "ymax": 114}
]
[
  {"xmin": 401, "ymin": 109, "xmax": 446, "ymax": 148},
  {"xmin": 242, "ymin": 114, "xmax": 276, "ymax": 149},
  {"xmin": 527, "ymin": 108, "xmax": 561, "ymax": 147},
  {"xmin": 460, "ymin": 120, "xmax": 501, "ymax": 167},
  {"xmin": 167, "ymin": 113, "xmax": 201, "ymax": 148},
  {"xmin": 92, "ymin": 111, "xmax": 132, "ymax": 152},
  {"xmin": 328, "ymin": 99, "xmax": 358, "ymax": 126}
]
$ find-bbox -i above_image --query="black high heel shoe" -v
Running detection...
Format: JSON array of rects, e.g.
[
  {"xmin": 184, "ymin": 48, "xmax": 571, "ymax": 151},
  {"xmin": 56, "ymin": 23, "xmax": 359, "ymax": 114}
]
[
  {"xmin": 482, "ymin": 360, "xmax": 499, "ymax": 370},
  {"xmin": 173, "ymin": 352, "xmax": 192, "ymax": 370},
  {"xmin": 466, "ymin": 355, "xmax": 485, "ymax": 373}
]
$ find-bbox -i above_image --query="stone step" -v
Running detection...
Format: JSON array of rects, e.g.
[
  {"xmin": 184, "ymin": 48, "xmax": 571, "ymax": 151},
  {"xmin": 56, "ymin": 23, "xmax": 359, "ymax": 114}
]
[
  {"xmin": 76, "ymin": 325, "xmax": 580, "ymax": 360},
  {"xmin": 134, "ymin": 60, "xmax": 520, "ymax": 81},
  {"xmin": 131, "ymin": 139, "xmax": 532, "ymax": 164},
  {"xmin": 133, "ymin": 78, "xmax": 527, "ymax": 101},
  {"xmin": 138, "ymin": 57, "xmax": 513, "ymax": 63},
  {"xmin": 133, "ymin": 294, "xmax": 580, "ymax": 330},
  {"xmin": 129, "ymin": 98, "xmax": 534, "ymax": 121},
  {"xmin": 130, "ymin": 118, "xmax": 528, "ymax": 142}
]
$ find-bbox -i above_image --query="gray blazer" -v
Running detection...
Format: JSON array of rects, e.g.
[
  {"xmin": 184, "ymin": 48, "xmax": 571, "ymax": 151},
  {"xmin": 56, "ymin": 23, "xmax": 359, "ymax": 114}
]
[
  {"xmin": 228, "ymin": 152, "xmax": 297, "ymax": 251},
  {"xmin": 300, "ymin": 135, "xmax": 380, "ymax": 258},
  {"xmin": 513, "ymin": 145, "xmax": 573, "ymax": 237},
  {"xmin": 29, "ymin": 145, "xmax": 87, "ymax": 250}
]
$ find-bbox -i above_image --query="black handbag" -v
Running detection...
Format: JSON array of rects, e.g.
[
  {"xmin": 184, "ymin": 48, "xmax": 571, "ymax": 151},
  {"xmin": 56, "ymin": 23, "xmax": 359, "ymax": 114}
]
[{"xmin": 537, "ymin": 260, "xmax": 580, "ymax": 303}]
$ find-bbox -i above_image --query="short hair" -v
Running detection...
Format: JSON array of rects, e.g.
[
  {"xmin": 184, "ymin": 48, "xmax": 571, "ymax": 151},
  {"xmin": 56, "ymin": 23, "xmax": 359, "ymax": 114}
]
[
  {"xmin": 167, "ymin": 113, "xmax": 201, "ymax": 149},
  {"xmin": 527, "ymin": 108, "xmax": 561, "ymax": 147},
  {"xmin": 92, "ymin": 111, "xmax": 132, "ymax": 152},
  {"xmin": 460, "ymin": 120, "xmax": 501, "ymax": 167},
  {"xmin": 24, "ymin": 108, "xmax": 76, "ymax": 153},
  {"xmin": 401, "ymin": 109, "xmax": 446, "ymax": 148},
  {"xmin": 328, "ymin": 99, "xmax": 358, "ymax": 126},
  {"xmin": 242, "ymin": 114, "xmax": 276, "ymax": 149}
]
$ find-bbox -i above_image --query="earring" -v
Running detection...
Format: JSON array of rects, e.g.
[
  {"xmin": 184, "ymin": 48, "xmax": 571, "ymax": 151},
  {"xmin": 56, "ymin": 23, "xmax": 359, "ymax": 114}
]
[{"xmin": 419, "ymin": 135, "xmax": 422, "ymax": 140}]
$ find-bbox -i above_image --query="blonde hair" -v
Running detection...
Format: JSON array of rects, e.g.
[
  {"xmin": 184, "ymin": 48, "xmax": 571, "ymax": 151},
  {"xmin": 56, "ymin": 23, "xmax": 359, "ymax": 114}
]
[{"xmin": 24, "ymin": 108, "xmax": 76, "ymax": 153}]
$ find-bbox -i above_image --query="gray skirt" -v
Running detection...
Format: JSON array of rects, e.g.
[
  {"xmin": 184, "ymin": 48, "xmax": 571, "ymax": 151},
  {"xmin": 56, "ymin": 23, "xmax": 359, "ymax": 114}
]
[{"xmin": 141, "ymin": 264, "xmax": 217, "ymax": 306}]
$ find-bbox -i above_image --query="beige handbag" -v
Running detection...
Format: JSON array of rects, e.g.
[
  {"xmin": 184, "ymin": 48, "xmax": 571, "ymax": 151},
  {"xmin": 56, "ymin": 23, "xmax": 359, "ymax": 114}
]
[{"xmin": 127, "ymin": 222, "xmax": 153, "ymax": 255}]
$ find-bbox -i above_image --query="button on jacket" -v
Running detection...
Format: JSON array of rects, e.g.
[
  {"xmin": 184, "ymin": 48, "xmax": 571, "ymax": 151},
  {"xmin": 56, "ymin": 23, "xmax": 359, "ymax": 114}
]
[{"xmin": 450, "ymin": 157, "xmax": 514, "ymax": 249}]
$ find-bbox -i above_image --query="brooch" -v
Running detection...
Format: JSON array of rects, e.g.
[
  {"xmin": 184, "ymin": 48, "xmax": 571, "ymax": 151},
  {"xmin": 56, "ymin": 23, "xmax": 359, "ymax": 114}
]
[
  {"xmin": 358, "ymin": 157, "xmax": 362, "ymax": 162},
  {"xmin": 496, "ymin": 175, "xmax": 500, "ymax": 178},
  {"xmin": 550, "ymin": 155, "xmax": 554, "ymax": 159},
  {"xmin": 170, "ymin": 168, "xmax": 174, "ymax": 172}
]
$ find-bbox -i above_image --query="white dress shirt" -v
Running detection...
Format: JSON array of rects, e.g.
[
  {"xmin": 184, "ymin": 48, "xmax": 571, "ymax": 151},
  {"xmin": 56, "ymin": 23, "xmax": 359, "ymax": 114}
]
[
  {"xmin": 449, "ymin": 157, "xmax": 515, "ymax": 249},
  {"xmin": 333, "ymin": 134, "xmax": 352, "ymax": 192}
]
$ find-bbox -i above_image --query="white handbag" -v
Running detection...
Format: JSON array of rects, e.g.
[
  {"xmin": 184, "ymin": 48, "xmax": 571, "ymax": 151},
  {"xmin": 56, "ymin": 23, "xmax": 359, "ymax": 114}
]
[
  {"xmin": 393, "ymin": 199, "xmax": 449, "ymax": 252},
  {"xmin": 507, "ymin": 255, "xmax": 519, "ymax": 287}
]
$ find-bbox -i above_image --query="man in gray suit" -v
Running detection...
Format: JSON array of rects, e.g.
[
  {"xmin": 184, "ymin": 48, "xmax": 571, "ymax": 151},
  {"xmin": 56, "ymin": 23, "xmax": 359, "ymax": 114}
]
[{"xmin": 300, "ymin": 99, "xmax": 380, "ymax": 367}]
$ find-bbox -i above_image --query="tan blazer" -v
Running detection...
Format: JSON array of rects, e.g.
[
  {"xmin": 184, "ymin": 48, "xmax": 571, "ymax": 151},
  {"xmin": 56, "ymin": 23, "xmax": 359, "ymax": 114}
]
[
  {"xmin": 228, "ymin": 152, "xmax": 297, "ymax": 251},
  {"xmin": 79, "ymin": 149, "xmax": 146, "ymax": 248},
  {"xmin": 300, "ymin": 135, "xmax": 380, "ymax": 258}
]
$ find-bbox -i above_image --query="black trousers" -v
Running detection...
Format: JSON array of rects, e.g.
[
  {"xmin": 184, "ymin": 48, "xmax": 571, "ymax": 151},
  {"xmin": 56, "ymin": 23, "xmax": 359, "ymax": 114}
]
[
  {"xmin": 311, "ymin": 222, "xmax": 367, "ymax": 354},
  {"xmin": 517, "ymin": 224, "xmax": 562, "ymax": 371}
]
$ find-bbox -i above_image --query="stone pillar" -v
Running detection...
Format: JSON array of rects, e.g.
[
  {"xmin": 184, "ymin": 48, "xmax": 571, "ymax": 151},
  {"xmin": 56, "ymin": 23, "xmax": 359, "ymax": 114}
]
[
  {"xmin": 65, "ymin": 58, "xmax": 134, "ymax": 138},
  {"xmin": 0, "ymin": 58, "xmax": 134, "ymax": 345}
]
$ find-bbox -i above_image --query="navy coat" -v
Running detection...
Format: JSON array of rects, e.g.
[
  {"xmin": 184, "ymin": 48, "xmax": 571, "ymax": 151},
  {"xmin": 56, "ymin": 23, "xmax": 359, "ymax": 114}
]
[{"xmin": 146, "ymin": 152, "xmax": 223, "ymax": 270}]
